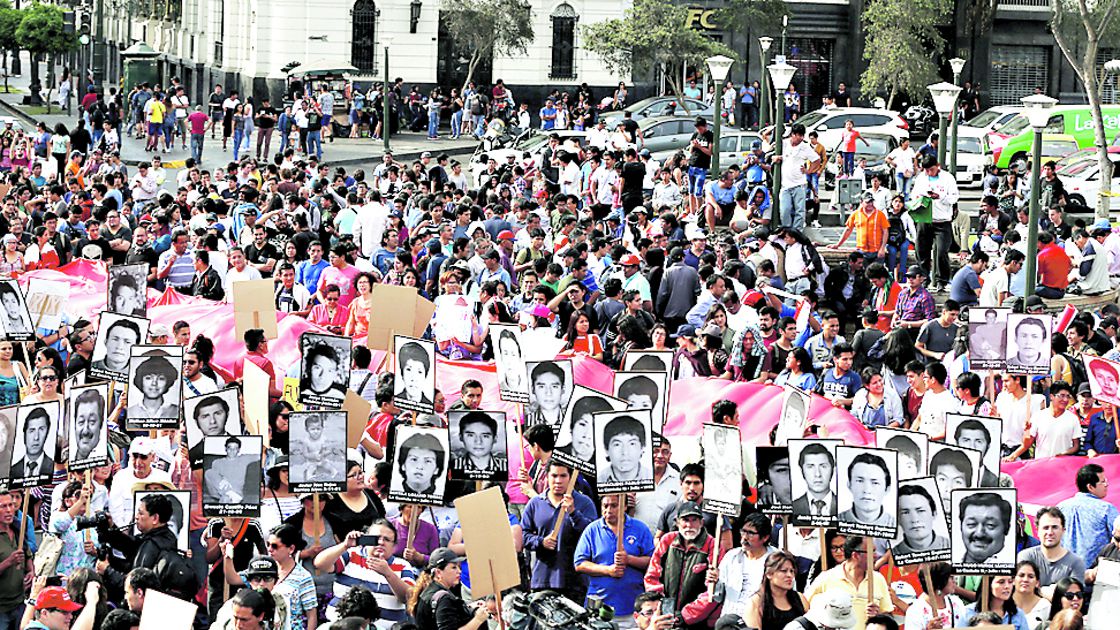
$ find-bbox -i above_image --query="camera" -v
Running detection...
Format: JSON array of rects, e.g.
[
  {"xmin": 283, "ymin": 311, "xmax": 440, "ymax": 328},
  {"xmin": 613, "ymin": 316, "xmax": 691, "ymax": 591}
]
[
  {"xmin": 76, "ymin": 510, "xmax": 110, "ymax": 531},
  {"xmin": 506, "ymin": 590, "xmax": 618, "ymax": 630}
]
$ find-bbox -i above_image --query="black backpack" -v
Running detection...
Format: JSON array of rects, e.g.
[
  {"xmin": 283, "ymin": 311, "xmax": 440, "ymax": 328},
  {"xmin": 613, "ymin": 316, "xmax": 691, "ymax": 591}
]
[
  {"xmin": 155, "ymin": 547, "xmax": 199, "ymax": 601},
  {"xmin": 1064, "ymin": 352, "xmax": 1088, "ymax": 390}
]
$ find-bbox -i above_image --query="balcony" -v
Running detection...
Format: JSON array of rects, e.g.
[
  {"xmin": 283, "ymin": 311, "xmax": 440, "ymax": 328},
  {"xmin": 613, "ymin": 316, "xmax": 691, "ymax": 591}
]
[{"xmin": 998, "ymin": 0, "xmax": 1050, "ymax": 11}]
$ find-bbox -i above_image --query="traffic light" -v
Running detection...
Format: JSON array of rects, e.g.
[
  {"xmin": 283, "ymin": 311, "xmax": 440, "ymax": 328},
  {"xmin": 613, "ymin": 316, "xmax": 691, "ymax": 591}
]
[
  {"xmin": 79, "ymin": 11, "xmax": 91, "ymax": 36},
  {"xmin": 63, "ymin": 11, "xmax": 74, "ymax": 34}
]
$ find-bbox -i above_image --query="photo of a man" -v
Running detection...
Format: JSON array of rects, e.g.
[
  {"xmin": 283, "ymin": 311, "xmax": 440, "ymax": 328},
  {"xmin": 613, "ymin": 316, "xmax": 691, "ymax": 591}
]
[
  {"xmin": 929, "ymin": 445, "xmax": 979, "ymax": 516},
  {"xmin": 184, "ymin": 388, "xmax": 242, "ymax": 466},
  {"xmin": 952, "ymin": 489, "xmax": 1016, "ymax": 571},
  {"xmin": 701, "ymin": 423, "xmax": 742, "ymax": 514},
  {"xmin": 107, "ymin": 264, "xmax": 149, "ymax": 318},
  {"xmin": 202, "ymin": 436, "xmax": 262, "ymax": 512},
  {"xmin": 594, "ymin": 410, "xmax": 655, "ymax": 493},
  {"xmin": 969, "ymin": 308, "xmax": 1008, "ymax": 368},
  {"xmin": 0, "ymin": 281, "xmax": 31, "ymax": 340},
  {"xmin": 946, "ymin": 415, "xmax": 1001, "ymax": 487},
  {"xmin": 388, "ymin": 427, "xmax": 449, "ymax": 504},
  {"xmin": 1086, "ymin": 356, "xmax": 1120, "ymax": 406},
  {"xmin": 554, "ymin": 387, "xmax": 628, "ymax": 474},
  {"xmin": 493, "ymin": 325, "xmax": 528, "ymax": 402},
  {"xmin": 11, "ymin": 403, "xmax": 57, "ymax": 483},
  {"xmin": 623, "ymin": 351, "xmax": 672, "ymax": 372},
  {"xmin": 69, "ymin": 385, "xmax": 108, "ymax": 467},
  {"xmin": 525, "ymin": 360, "xmax": 573, "ymax": 429},
  {"xmin": 126, "ymin": 347, "xmax": 182, "ymax": 423},
  {"xmin": 90, "ymin": 313, "xmax": 150, "ymax": 380},
  {"xmin": 0, "ymin": 407, "xmax": 16, "ymax": 482},
  {"xmin": 893, "ymin": 479, "xmax": 951, "ymax": 563},
  {"xmin": 1005, "ymin": 314, "xmax": 1051, "ymax": 374},
  {"xmin": 449, "ymin": 410, "xmax": 509, "ymax": 481},
  {"xmin": 790, "ymin": 440, "xmax": 839, "ymax": 522},
  {"xmin": 836, "ymin": 448, "xmax": 897, "ymax": 533},
  {"xmin": 755, "ymin": 446, "xmax": 793, "ymax": 514},
  {"xmin": 614, "ymin": 371, "xmax": 666, "ymax": 436},
  {"xmin": 776, "ymin": 387, "xmax": 810, "ymax": 445},
  {"xmin": 299, "ymin": 333, "xmax": 350, "ymax": 407},
  {"xmin": 876, "ymin": 429, "xmax": 927, "ymax": 480},
  {"xmin": 393, "ymin": 336, "xmax": 436, "ymax": 412}
]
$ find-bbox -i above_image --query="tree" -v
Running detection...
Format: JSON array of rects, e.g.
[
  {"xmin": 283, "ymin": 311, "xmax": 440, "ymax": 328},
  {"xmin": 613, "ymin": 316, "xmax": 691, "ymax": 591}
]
[
  {"xmin": 859, "ymin": 0, "xmax": 952, "ymax": 108},
  {"xmin": 1050, "ymin": 0, "xmax": 1120, "ymax": 218},
  {"xmin": 712, "ymin": 0, "xmax": 789, "ymax": 68},
  {"xmin": 441, "ymin": 0, "xmax": 534, "ymax": 94},
  {"xmin": 0, "ymin": 1, "xmax": 21, "ymax": 92},
  {"xmin": 16, "ymin": 2, "xmax": 77, "ymax": 104},
  {"xmin": 583, "ymin": 0, "xmax": 735, "ymax": 111}
]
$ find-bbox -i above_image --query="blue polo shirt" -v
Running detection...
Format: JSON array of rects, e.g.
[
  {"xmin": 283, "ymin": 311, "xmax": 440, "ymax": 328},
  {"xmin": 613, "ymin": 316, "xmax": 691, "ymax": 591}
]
[{"xmin": 574, "ymin": 516, "xmax": 654, "ymax": 616}]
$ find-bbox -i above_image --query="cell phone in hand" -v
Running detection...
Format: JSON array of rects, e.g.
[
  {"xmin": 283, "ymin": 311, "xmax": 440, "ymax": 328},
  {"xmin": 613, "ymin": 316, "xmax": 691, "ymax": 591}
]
[
  {"xmin": 659, "ymin": 598, "xmax": 675, "ymax": 617},
  {"xmin": 357, "ymin": 534, "xmax": 381, "ymax": 547}
]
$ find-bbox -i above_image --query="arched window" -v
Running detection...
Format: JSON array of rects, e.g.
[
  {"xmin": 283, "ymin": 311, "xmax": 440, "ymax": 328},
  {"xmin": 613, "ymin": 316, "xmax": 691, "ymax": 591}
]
[
  {"xmin": 352, "ymin": 0, "xmax": 378, "ymax": 73},
  {"xmin": 550, "ymin": 3, "xmax": 577, "ymax": 79}
]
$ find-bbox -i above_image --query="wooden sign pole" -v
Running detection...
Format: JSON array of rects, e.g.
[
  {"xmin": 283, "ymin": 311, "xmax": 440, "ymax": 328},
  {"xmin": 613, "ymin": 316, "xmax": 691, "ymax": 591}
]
[
  {"xmin": 819, "ymin": 528, "xmax": 828, "ymax": 573},
  {"xmin": 864, "ymin": 537, "xmax": 874, "ymax": 605},
  {"xmin": 981, "ymin": 575, "xmax": 990, "ymax": 612},
  {"xmin": 83, "ymin": 470, "xmax": 93, "ymax": 544},
  {"xmin": 406, "ymin": 507, "xmax": 418, "ymax": 551},
  {"xmin": 614, "ymin": 493, "xmax": 625, "ymax": 554},
  {"xmin": 923, "ymin": 564, "xmax": 940, "ymax": 619},
  {"xmin": 548, "ymin": 471, "xmax": 580, "ymax": 541},
  {"xmin": 781, "ymin": 516, "xmax": 789, "ymax": 553},
  {"xmin": 707, "ymin": 515, "xmax": 722, "ymax": 597},
  {"xmin": 490, "ymin": 559, "xmax": 507, "ymax": 630},
  {"xmin": 16, "ymin": 491, "xmax": 28, "ymax": 551}
]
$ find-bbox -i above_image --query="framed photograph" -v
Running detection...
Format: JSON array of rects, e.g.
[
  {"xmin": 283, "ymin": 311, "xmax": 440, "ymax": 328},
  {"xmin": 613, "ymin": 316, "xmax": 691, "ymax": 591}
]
[
  {"xmin": 288, "ymin": 411, "xmax": 347, "ymax": 493},
  {"xmin": 593, "ymin": 409, "xmax": 655, "ymax": 494},
  {"xmin": 968, "ymin": 307, "xmax": 1010, "ymax": 370},
  {"xmin": 553, "ymin": 386, "xmax": 628, "ymax": 476},
  {"xmin": 875, "ymin": 427, "xmax": 929, "ymax": 481},
  {"xmin": 1005, "ymin": 313, "xmax": 1052, "ymax": 375},
  {"xmin": 928, "ymin": 442, "xmax": 983, "ymax": 517},
  {"xmin": 789, "ymin": 438, "xmax": 841, "ymax": 527},
  {"xmin": 890, "ymin": 476, "xmax": 951, "ymax": 566},
  {"xmin": 134, "ymin": 490, "xmax": 190, "ymax": 551},
  {"xmin": 388, "ymin": 425, "xmax": 450, "ymax": 506},
  {"xmin": 491, "ymin": 325, "xmax": 529, "ymax": 403},
  {"xmin": 945, "ymin": 414, "xmax": 1003, "ymax": 487},
  {"xmin": 701, "ymin": 423, "xmax": 742, "ymax": 516},
  {"xmin": 1084, "ymin": 355, "xmax": 1120, "ymax": 408},
  {"xmin": 299, "ymin": 333, "xmax": 351, "ymax": 409},
  {"xmin": 754, "ymin": 446, "xmax": 793, "ymax": 515},
  {"xmin": 183, "ymin": 387, "xmax": 243, "ymax": 467},
  {"xmin": 125, "ymin": 346, "xmax": 183, "ymax": 430},
  {"xmin": 622, "ymin": 351, "xmax": 674, "ymax": 373},
  {"xmin": 89, "ymin": 312, "xmax": 151, "ymax": 383},
  {"xmin": 107, "ymin": 263, "xmax": 150, "ymax": 318},
  {"xmin": 613, "ymin": 371, "xmax": 668, "ymax": 439},
  {"xmin": 201, "ymin": 435, "xmax": 262, "ymax": 517},
  {"xmin": 67, "ymin": 382, "xmax": 110, "ymax": 471},
  {"xmin": 525, "ymin": 360, "xmax": 573, "ymax": 432},
  {"xmin": 10, "ymin": 400, "xmax": 61, "ymax": 489},
  {"xmin": 0, "ymin": 406, "xmax": 16, "ymax": 490},
  {"xmin": 775, "ymin": 386, "xmax": 812, "ymax": 445},
  {"xmin": 0, "ymin": 281, "xmax": 33, "ymax": 341},
  {"xmin": 392, "ymin": 335, "xmax": 437, "ymax": 414},
  {"xmin": 448, "ymin": 410, "xmax": 510, "ymax": 482},
  {"xmin": 835, "ymin": 446, "xmax": 898, "ymax": 539},
  {"xmin": 951, "ymin": 487, "xmax": 1017, "ymax": 575}
]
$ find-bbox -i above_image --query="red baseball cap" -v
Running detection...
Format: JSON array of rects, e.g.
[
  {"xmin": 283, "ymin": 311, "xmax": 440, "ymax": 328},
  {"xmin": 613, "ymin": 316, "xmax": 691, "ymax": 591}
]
[
  {"xmin": 619, "ymin": 253, "xmax": 641, "ymax": 266},
  {"xmin": 497, "ymin": 230, "xmax": 515, "ymax": 241},
  {"xmin": 35, "ymin": 586, "xmax": 82, "ymax": 612},
  {"xmin": 742, "ymin": 290, "xmax": 765, "ymax": 307}
]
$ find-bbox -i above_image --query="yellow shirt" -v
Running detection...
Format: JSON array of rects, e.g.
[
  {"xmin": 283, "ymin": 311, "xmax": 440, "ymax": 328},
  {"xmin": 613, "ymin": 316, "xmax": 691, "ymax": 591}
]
[
  {"xmin": 148, "ymin": 100, "xmax": 166, "ymax": 124},
  {"xmin": 805, "ymin": 564, "xmax": 894, "ymax": 630}
]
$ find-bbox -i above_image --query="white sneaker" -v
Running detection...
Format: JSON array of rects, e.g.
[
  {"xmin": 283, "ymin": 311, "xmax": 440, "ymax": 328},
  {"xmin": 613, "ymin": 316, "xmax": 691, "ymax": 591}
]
[{"xmin": 811, "ymin": 220, "xmax": 822, "ymax": 229}]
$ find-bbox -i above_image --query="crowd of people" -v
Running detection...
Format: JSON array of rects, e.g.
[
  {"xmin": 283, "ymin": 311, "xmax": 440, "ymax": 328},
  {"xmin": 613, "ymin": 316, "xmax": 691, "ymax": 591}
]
[{"xmin": 0, "ymin": 70, "xmax": 1109, "ymax": 630}]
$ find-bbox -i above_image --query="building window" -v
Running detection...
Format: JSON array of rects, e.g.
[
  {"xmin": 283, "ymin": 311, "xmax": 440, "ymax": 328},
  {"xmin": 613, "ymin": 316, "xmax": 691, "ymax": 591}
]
[
  {"xmin": 352, "ymin": 0, "xmax": 378, "ymax": 74},
  {"xmin": 550, "ymin": 3, "xmax": 577, "ymax": 79}
]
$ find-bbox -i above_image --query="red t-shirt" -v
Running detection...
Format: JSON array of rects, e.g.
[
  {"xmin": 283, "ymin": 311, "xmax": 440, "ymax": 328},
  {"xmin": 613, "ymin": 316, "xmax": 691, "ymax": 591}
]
[
  {"xmin": 364, "ymin": 412, "xmax": 395, "ymax": 449},
  {"xmin": 841, "ymin": 129, "xmax": 861, "ymax": 153},
  {"xmin": 1037, "ymin": 243, "xmax": 1071, "ymax": 290}
]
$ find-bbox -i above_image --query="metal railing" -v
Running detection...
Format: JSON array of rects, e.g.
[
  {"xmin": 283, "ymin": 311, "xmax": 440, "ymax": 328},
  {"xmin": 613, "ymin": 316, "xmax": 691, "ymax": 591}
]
[{"xmin": 998, "ymin": 0, "xmax": 1050, "ymax": 9}]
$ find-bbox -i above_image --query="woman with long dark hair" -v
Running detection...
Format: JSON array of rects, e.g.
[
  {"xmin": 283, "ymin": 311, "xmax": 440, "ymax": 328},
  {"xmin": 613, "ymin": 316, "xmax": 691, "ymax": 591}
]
[
  {"xmin": 963, "ymin": 573, "xmax": 1030, "ymax": 629},
  {"xmin": 1013, "ymin": 560, "xmax": 1050, "ymax": 628},
  {"xmin": 741, "ymin": 551, "xmax": 807, "ymax": 630},
  {"xmin": 804, "ymin": 529, "xmax": 845, "ymax": 586},
  {"xmin": 1043, "ymin": 578, "xmax": 1085, "ymax": 628}
]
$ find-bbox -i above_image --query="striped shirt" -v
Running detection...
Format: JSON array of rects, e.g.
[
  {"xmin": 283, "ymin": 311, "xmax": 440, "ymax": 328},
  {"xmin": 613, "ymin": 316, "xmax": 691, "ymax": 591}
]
[
  {"xmin": 326, "ymin": 548, "xmax": 417, "ymax": 629},
  {"xmin": 241, "ymin": 563, "xmax": 317, "ymax": 630}
]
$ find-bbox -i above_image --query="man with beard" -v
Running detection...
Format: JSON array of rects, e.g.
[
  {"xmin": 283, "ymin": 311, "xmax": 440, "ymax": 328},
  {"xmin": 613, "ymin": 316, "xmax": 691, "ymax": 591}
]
[
  {"xmin": 654, "ymin": 464, "xmax": 733, "ymax": 551},
  {"xmin": 124, "ymin": 222, "xmax": 159, "ymax": 281},
  {"xmin": 182, "ymin": 349, "xmax": 219, "ymax": 396},
  {"xmin": 792, "ymin": 443, "xmax": 837, "ymax": 518},
  {"xmin": 644, "ymin": 501, "xmax": 722, "ymax": 630},
  {"xmin": 107, "ymin": 437, "xmax": 171, "ymax": 524},
  {"xmin": 11, "ymin": 407, "xmax": 53, "ymax": 479},
  {"xmin": 1017, "ymin": 507, "xmax": 1086, "ymax": 590},
  {"xmin": 71, "ymin": 388, "xmax": 106, "ymax": 462},
  {"xmin": 838, "ymin": 452, "xmax": 895, "ymax": 527},
  {"xmin": 894, "ymin": 484, "xmax": 949, "ymax": 555},
  {"xmin": 91, "ymin": 318, "xmax": 141, "ymax": 375},
  {"xmin": 956, "ymin": 492, "xmax": 1012, "ymax": 565}
]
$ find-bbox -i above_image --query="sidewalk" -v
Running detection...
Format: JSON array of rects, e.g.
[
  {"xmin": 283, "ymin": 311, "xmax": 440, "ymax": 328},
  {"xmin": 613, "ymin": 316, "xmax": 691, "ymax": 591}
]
[{"xmin": 0, "ymin": 54, "xmax": 477, "ymax": 169}]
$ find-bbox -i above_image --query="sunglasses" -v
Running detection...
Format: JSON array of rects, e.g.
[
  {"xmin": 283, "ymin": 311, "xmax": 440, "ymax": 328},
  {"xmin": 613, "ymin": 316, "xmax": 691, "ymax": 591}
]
[
  {"xmin": 37, "ymin": 375, "xmax": 58, "ymax": 382},
  {"xmin": 1063, "ymin": 591, "xmax": 1084, "ymax": 600}
]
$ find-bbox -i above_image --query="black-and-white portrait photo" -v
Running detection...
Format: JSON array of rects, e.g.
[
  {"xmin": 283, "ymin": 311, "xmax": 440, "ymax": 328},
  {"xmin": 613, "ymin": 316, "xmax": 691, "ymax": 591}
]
[
  {"xmin": 449, "ymin": 410, "xmax": 510, "ymax": 482},
  {"xmin": 554, "ymin": 386, "xmax": 628, "ymax": 476},
  {"xmin": 0, "ymin": 281, "xmax": 32, "ymax": 341},
  {"xmin": 184, "ymin": 387, "xmax": 243, "ymax": 467},
  {"xmin": 1005, "ymin": 313, "xmax": 1052, "ymax": 375},
  {"xmin": 525, "ymin": 360, "xmax": 573, "ymax": 431},
  {"xmin": 789, "ymin": 439, "xmax": 840, "ymax": 527},
  {"xmin": 622, "ymin": 351, "xmax": 673, "ymax": 373},
  {"xmin": 126, "ymin": 346, "xmax": 183, "ymax": 430},
  {"xmin": 134, "ymin": 490, "xmax": 190, "ymax": 551},
  {"xmin": 755, "ymin": 446, "xmax": 792, "ymax": 515},
  {"xmin": 614, "ymin": 371, "xmax": 668, "ymax": 437},
  {"xmin": 891, "ymin": 476, "xmax": 951, "ymax": 566},
  {"xmin": 90, "ymin": 312, "xmax": 151, "ymax": 382},
  {"xmin": 201, "ymin": 435, "xmax": 262, "ymax": 517},
  {"xmin": 492, "ymin": 325, "xmax": 529, "ymax": 403},
  {"xmin": 107, "ymin": 263, "xmax": 150, "ymax": 317},
  {"xmin": 951, "ymin": 487, "xmax": 1017, "ymax": 574},
  {"xmin": 289, "ymin": 410, "xmax": 347, "ymax": 493},
  {"xmin": 928, "ymin": 442, "xmax": 982, "ymax": 517},
  {"xmin": 0, "ymin": 406, "xmax": 16, "ymax": 489},
  {"xmin": 68, "ymin": 383, "xmax": 110, "ymax": 471},
  {"xmin": 593, "ymin": 409, "xmax": 654, "ymax": 494},
  {"xmin": 968, "ymin": 307, "xmax": 1009, "ymax": 370},
  {"xmin": 299, "ymin": 333, "xmax": 350, "ymax": 409},
  {"xmin": 835, "ymin": 446, "xmax": 898, "ymax": 539},
  {"xmin": 10, "ymin": 400, "xmax": 60, "ymax": 488},
  {"xmin": 701, "ymin": 423, "xmax": 742, "ymax": 516},
  {"xmin": 875, "ymin": 427, "xmax": 929, "ymax": 481},
  {"xmin": 775, "ymin": 386, "xmax": 811, "ymax": 445},
  {"xmin": 388, "ymin": 425, "xmax": 449, "ymax": 506},
  {"xmin": 393, "ymin": 335, "xmax": 437, "ymax": 413},
  {"xmin": 945, "ymin": 414, "xmax": 1002, "ymax": 487}
]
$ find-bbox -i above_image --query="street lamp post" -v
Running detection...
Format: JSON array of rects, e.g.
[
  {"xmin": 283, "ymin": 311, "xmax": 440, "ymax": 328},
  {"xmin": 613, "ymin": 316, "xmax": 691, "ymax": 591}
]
[
  {"xmin": 927, "ymin": 82, "xmax": 961, "ymax": 168},
  {"xmin": 758, "ymin": 37, "xmax": 773, "ymax": 129},
  {"xmin": 1022, "ymin": 93, "xmax": 1058, "ymax": 295},
  {"xmin": 382, "ymin": 37, "xmax": 393, "ymax": 154},
  {"xmin": 948, "ymin": 57, "xmax": 966, "ymax": 176},
  {"xmin": 768, "ymin": 60, "xmax": 797, "ymax": 227},
  {"xmin": 706, "ymin": 54, "xmax": 734, "ymax": 175}
]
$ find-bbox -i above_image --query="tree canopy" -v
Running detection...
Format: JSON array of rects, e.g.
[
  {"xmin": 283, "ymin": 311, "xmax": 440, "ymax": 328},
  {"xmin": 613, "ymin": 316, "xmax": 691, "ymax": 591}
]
[
  {"xmin": 859, "ymin": 0, "xmax": 952, "ymax": 108},
  {"xmin": 441, "ymin": 0, "xmax": 534, "ymax": 93}
]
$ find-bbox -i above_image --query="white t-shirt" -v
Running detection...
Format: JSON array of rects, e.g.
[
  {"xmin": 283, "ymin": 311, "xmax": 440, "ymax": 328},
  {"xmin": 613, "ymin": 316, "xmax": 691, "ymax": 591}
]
[
  {"xmin": 560, "ymin": 162, "xmax": 581, "ymax": 195},
  {"xmin": 995, "ymin": 391, "xmax": 1046, "ymax": 450},
  {"xmin": 887, "ymin": 146, "xmax": 917, "ymax": 177},
  {"xmin": 979, "ymin": 267, "xmax": 1009, "ymax": 307},
  {"xmin": 591, "ymin": 166, "xmax": 618, "ymax": 205},
  {"xmin": 780, "ymin": 139, "xmax": 821, "ymax": 190},
  {"xmin": 172, "ymin": 94, "xmax": 189, "ymax": 118},
  {"xmin": 1031, "ymin": 409, "xmax": 1081, "ymax": 458},
  {"xmin": 918, "ymin": 389, "xmax": 957, "ymax": 439}
]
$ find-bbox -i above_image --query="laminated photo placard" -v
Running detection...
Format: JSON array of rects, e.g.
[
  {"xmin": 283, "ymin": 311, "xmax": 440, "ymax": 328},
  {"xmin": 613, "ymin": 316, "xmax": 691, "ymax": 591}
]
[
  {"xmin": 525, "ymin": 359, "xmax": 573, "ymax": 432},
  {"xmin": 89, "ymin": 312, "xmax": 151, "ymax": 383},
  {"xmin": 613, "ymin": 370, "xmax": 668, "ymax": 441},
  {"xmin": 388, "ymin": 424, "xmax": 450, "ymax": 506},
  {"xmin": 950, "ymin": 487, "xmax": 1017, "ymax": 575},
  {"xmin": 968, "ymin": 307, "xmax": 1010, "ymax": 371},
  {"xmin": 448, "ymin": 410, "xmax": 511, "ymax": 482},
  {"xmin": 125, "ymin": 345, "xmax": 183, "ymax": 431},
  {"xmin": 701, "ymin": 423, "xmax": 743, "ymax": 517},
  {"xmin": 491, "ymin": 324, "xmax": 529, "ymax": 403},
  {"xmin": 9, "ymin": 400, "xmax": 61, "ymax": 489},
  {"xmin": 392, "ymin": 335, "xmax": 437, "ymax": 414},
  {"xmin": 299, "ymin": 333, "xmax": 351, "ymax": 409},
  {"xmin": 184, "ymin": 387, "xmax": 244, "ymax": 468},
  {"xmin": 754, "ymin": 446, "xmax": 792, "ymax": 515},
  {"xmin": 67, "ymin": 382, "xmax": 111, "ymax": 472},
  {"xmin": 789, "ymin": 438, "xmax": 841, "ymax": 527},
  {"xmin": 201, "ymin": 435, "xmax": 262, "ymax": 517},
  {"xmin": 107, "ymin": 263, "xmax": 150, "ymax": 318},
  {"xmin": 1005, "ymin": 313, "xmax": 1052, "ymax": 375},
  {"xmin": 553, "ymin": 386, "xmax": 629, "ymax": 477},
  {"xmin": 593, "ymin": 409, "xmax": 655, "ymax": 494},
  {"xmin": 289, "ymin": 410, "xmax": 347, "ymax": 493},
  {"xmin": 875, "ymin": 427, "xmax": 929, "ymax": 481},
  {"xmin": 945, "ymin": 414, "xmax": 1003, "ymax": 487},
  {"xmin": 0, "ymin": 280, "xmax": 33, "ymax": 341},
  {"xmin": 890, "ymin": 476, "xmax": 951, "ymax": 566},
  {"xmin": 835, "ymin": 445, "xmax": 899, "ymax": 540}
]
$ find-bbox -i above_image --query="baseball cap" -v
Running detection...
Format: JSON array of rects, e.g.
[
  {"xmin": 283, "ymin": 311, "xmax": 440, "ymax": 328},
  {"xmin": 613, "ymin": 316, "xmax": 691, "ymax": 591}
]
[
  {"xmin": 1024, "ymin": 295, "xmax": 1046, "ymax": 311},
  {"xmin": 130, "ymin": 436, "xmax": 155, "ymax": 456},
  {"xmin": 497, "ymin": 230, "xmax": 515, "ymax": 241},
  {"xmin": 742, "ymin": 290, "xmax": 765, "ymax": 307},
  {"xmin": 701, "ymin": 323, "xmax": 723, "ymax": 339},
  {"xmin": 639, "ymin": 149, "xmax": 651, "ymax": 158},
  {"xmin": 429, "ymin": 547, "xmax": 465, "ymax": 568},
  {"xmin": 905, "ymin": 265, "xmax": 927, "ymax": 278},
  {"xmin": 715, "ymin": 616, "xmax": 748, "ymax": 630},
  {"xmin": 1093, "ymin": 218, "xmax": 1111, "ymax": 231},
  {"xmin": 677, "ymin": 501, "xmax": 703, "ymax": 519},
  {"xmin": 861, "ymin": 191, "xmax": 875, "ymax": 202},
  {"xmin": 695, "ymin": 117, "xmax": 708, "ymax": 127},
  {"xmin": 420, "ymin": 151, "xmax": 432, "ymax": 159},
  {"xmin": 149, "ymin": 324, "xmax": 170, "ymax": 338},
  {"xmin": 619, "ymin": 253, "xmax": 641, "ymax": 267},
  {"xmin": 1078, "ymin": 382, "xmax": 1093, "ymax": 397},
  {"xmin": 245, "ymin": 555, "xmax": 280, "ymax": 579},
  {"xmin": 35, "ymin": 586, "xmax": 82, "ymax": 612},
  {"xmin": 672, "ymin": 324, "xmax": 697, "ymax": 340}
]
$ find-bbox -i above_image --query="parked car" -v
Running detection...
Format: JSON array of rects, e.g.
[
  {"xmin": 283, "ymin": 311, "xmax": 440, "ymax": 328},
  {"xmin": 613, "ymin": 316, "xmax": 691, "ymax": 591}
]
[
  {"xmin": 599, "ymin": 96, "xmax": 711, "ymax": 130},
  {"xmin": 762, "ymin": 107, "xmax": 910, "ymax": 152},
  {"xmin": 823, "ymin": 133, "xmax": 899, "ymax": 189},
  {"xmin": 650, "ymin": 129, "xmax": 764, "ymax": 166},
  {"xmin": 960, "ymin": 106, "xmax": 1022, "ymax": 136},
  {"xmin": 990, "ymin": 104, "xmax": 1120, "ymax": 170},
  {"xmin": 469, "ymin": 129, "xmax": 586, "ymax": 183},
  {"xmin": 951, "ymin": 129, "xmax": 992, "ymax": 188},
  {"xmin": 635, "ymin": 115, "xmax": 701, "ymax": 156},
  {"xmin": 1055, "ymin": 146, "xmax": 1120, "ymax": 212}
]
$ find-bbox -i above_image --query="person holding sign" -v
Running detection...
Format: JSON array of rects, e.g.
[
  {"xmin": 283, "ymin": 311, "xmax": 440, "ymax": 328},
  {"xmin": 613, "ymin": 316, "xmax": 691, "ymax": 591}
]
[
  {"xmin": 574, "ymin": 494, "xmax": 654, "ymax": 619},
  {"xmin": 644, "ymin": 501, "xmax": 723, "ymax": 630},
  {"xmin": 520, "ymin": 460, "xmax": 596, "ymax": 602},
  {"xmin": 597, "ymin": 415, "xmax": 653, "ymax": 485},
  {"xmin": 714, "ymin": 513, "xmax": 777, "ymax": 618},
  {"xmin": 804, "ymin": 536, "xmax": 893, "ymax": 629}
]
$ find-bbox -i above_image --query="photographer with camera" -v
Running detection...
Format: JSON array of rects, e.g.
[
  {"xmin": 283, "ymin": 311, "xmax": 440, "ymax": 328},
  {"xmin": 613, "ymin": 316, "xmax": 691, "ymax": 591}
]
[
  {"xmin": 46, "ymin": 481, "xmax": 99, "ymax": 575},
  {"xmin": 95, "ymin": 493, "xmax": 198, "ymax": 605}
]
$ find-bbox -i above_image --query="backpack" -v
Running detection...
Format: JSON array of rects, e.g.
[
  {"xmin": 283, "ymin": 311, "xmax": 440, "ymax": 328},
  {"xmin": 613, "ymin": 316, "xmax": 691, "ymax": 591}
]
[
  {"xmin": 1064, "ymin": 352, "xmax": 1088, "ymax": 389},
  {"xmin": 155, "ymin": 547, "xmax": 200, "ymax": 600}
]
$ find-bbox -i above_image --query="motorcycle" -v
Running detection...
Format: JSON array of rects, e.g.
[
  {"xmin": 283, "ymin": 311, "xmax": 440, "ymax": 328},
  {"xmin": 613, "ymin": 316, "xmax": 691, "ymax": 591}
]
[{"xmin": 901, "ymin": 102, "xmax": 937, "ymax": 141}]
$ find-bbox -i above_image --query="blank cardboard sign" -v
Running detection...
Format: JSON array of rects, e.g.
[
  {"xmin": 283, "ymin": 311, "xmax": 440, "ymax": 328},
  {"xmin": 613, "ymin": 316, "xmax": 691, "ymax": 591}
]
[
  {"xmin": 243, "ymin": 359, "xmax": 271, "ymax": 446},
  {"xmin": 454, "ymin": 485, "xmax": 520, "ymax": 598},
  {"xmin": 366, "ymin": 284, "xmax": 436, "ymax": 351},
  {"xmin": 139, "ymin": 590, "xmax": 197, "ymax": 630},
  {"xmin": 233, "ymin": 279, "xmax": 279, "ymax": 340},
  {"xmin": 344, "ymin": 389, "xmax": 372, "ymax": 449}
]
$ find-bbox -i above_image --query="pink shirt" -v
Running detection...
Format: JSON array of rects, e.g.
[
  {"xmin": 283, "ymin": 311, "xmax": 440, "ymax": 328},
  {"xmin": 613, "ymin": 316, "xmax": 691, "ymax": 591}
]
[
  {"xmin": 841, "ymin": 129, "xmax": 861, "ymax": 153},
  {"xmin": 187, "ymin": 111, "xmax": 209, "ymax": 134},
  {"xmin": 317, "ymin": 264, "xmax": 361, "ymax": 307}
]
